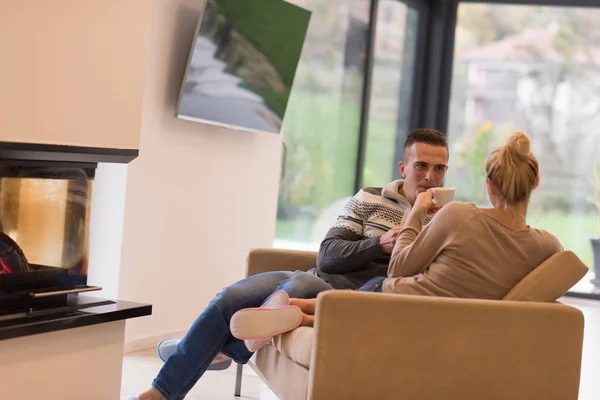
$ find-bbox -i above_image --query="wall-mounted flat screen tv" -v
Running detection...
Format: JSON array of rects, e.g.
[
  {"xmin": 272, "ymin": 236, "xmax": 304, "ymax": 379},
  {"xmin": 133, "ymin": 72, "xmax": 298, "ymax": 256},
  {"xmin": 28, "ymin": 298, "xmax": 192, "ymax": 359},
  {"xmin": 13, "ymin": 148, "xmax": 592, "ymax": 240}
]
[{"xmin": 176, "ymin": 0, "xmax": 311, "ymax": 134}]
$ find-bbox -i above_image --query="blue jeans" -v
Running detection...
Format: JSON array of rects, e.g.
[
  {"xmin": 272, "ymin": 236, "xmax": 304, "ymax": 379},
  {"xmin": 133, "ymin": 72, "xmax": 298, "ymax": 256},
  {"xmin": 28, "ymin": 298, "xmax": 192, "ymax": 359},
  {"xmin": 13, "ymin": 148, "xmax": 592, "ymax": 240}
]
[
  {"xmin": 152, "ymin": 270, "xmax": 332, "ymax": 400},
  {"xmin": 358, "ymin": 276, "xmax": 385, "ymax": 292}
]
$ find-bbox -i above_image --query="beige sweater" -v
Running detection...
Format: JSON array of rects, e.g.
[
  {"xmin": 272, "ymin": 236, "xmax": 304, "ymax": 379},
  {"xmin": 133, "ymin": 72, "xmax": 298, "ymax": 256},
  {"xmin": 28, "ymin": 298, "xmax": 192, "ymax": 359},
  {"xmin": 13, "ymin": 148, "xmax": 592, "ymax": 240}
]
[{"xmin": 382, "ymin": 202, "xmax": 562, "ymax": 299}]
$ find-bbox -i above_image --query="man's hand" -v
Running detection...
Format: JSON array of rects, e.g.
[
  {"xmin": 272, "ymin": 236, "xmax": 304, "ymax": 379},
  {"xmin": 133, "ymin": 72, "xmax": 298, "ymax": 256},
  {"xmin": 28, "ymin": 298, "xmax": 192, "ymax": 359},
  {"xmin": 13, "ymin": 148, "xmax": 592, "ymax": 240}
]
[
  {"xmin": 414, "ymin": 189, "xmax": 442, "ymax": 214},
  {"xmin": 379, "ymin": 228, "xmax": 402, "ymax": 254}
]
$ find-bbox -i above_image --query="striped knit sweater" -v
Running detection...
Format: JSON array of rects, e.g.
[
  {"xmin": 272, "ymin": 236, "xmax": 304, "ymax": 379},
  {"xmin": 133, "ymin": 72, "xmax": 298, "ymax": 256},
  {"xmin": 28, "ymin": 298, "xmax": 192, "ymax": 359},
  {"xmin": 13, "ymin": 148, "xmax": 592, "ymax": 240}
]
[{"xmin": 309, "ymin": 180, "xmax": 433, "ymax": 290}]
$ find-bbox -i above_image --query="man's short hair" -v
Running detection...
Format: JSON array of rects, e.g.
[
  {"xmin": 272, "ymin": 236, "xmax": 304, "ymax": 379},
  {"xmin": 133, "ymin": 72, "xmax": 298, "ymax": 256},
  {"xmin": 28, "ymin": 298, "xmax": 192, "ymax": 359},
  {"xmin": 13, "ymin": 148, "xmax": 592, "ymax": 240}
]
[{"xmin": 403, "ymin": 128, "xmax": 448, "ymax": 161}]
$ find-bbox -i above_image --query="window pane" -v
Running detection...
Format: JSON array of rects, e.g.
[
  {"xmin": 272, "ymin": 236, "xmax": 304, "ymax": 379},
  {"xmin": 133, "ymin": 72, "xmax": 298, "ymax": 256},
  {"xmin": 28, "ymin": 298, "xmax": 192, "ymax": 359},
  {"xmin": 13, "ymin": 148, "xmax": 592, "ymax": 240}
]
[
  {"xmin": 362, "ymin": 1, "xmax": 419, "ymax": 188},
  {"xmin": 274, "ymin": 0, "xmax": 370, "ymax": 250},
  {"xmin": 448, "ymin": 3, "xmax": 600, "ymax": 294}
]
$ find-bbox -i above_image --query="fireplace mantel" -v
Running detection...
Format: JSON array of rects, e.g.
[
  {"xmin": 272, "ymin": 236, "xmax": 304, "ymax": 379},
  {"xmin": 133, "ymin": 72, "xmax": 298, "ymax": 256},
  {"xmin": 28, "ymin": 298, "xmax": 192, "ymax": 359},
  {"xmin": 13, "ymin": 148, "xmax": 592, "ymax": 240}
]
[
  {"xmin": 0, "ymin": 141, "xmax": 139, "ymax": 164},
  {"xmin": 0, "ymin": 295, "xmax": 151, "ymax": 341}
]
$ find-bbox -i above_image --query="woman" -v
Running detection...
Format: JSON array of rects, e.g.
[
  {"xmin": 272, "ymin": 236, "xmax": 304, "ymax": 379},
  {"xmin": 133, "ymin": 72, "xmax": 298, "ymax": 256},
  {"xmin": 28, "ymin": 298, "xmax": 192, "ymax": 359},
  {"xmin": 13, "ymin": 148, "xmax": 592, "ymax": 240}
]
[{"xmin": 230, "ymin": 132, "xmax": 563, "ymax": 343}]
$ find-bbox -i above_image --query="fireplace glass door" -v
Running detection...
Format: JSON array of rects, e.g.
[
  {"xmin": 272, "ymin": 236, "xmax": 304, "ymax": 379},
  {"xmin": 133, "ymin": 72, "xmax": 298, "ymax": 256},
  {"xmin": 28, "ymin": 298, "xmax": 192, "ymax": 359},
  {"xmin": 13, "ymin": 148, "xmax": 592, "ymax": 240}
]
[{"xmin": 0, "ymin": 165, "xmax": 94, "ymax": 294}]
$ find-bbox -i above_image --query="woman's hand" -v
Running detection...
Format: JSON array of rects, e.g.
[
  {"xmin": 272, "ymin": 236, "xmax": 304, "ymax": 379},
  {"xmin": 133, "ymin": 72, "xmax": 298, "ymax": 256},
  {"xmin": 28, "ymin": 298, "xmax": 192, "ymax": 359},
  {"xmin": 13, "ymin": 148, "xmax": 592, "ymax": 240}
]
[{"xmin": 414, "ymin": 189, "xmax": 441, "ymax": 214}]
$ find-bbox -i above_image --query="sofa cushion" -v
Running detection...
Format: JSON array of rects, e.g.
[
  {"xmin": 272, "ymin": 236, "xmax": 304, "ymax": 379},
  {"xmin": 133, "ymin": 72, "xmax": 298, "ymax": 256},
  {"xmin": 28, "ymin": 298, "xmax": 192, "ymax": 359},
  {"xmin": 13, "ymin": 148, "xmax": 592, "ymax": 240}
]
[
  {"xmin": 503, "ymin": 251, "xmax": 588, "ymax": 302},
  {"xmin": 271, "ymin": 326, "xmax": 314, "ymax": 368}
]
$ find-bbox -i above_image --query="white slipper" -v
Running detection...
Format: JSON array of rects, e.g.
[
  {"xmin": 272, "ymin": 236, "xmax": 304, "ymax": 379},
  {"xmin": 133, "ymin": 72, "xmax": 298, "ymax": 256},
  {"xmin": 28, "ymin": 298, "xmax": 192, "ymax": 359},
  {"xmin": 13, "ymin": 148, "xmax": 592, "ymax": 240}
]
[
  {"xmin": 231, "ymin": 306, "xmax": 302, "ymax": 352},
  {"xmin": 229, "ymin": 290, "xmax": 293, "ymax": 352}
]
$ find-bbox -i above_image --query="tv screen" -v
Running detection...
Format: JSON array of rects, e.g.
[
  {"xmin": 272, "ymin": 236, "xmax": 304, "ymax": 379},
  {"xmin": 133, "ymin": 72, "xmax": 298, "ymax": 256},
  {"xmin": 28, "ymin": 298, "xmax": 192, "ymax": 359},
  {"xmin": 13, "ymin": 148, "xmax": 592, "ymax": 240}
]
[{"xmin": 176, "ymin": 0, "xmax": 311, "ymax": 134}]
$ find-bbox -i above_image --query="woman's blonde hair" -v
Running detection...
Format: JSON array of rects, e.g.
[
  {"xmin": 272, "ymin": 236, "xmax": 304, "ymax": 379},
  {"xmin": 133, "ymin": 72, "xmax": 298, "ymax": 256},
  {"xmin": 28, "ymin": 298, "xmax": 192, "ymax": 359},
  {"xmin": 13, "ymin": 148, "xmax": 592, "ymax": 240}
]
[{"xmin": 485, "ymin": 132, "xmax": 539, "ymax": 204}]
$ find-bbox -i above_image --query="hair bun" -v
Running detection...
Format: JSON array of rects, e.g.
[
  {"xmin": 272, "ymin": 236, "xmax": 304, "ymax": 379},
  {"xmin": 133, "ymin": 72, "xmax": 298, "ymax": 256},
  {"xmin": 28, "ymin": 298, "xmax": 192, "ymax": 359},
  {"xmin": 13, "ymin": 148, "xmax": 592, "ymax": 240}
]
[{"xmin": 506, "ymin": 132, "xmax": 531, "ymax": 156}]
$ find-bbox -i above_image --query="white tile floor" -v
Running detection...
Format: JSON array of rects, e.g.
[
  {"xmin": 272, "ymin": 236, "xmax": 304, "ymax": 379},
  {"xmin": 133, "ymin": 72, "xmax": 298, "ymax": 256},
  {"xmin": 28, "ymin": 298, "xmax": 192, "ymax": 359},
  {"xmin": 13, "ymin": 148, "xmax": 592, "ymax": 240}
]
[{"xmin": 120, "ymin": 349, "xmax": 278, "ymax": 400}]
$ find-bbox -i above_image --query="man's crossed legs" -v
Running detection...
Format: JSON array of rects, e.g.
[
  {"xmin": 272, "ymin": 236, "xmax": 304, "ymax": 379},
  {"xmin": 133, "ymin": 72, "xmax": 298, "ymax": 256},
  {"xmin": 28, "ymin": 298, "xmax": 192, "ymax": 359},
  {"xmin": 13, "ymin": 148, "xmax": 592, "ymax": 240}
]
[{"xmin": 128, "ymin": 270, "xmax": 332, "ymax": 400}]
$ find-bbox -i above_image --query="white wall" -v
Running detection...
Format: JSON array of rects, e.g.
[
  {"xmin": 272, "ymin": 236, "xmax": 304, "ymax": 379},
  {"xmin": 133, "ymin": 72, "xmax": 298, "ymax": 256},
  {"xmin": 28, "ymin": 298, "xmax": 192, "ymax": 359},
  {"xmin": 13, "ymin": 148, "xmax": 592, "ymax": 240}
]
[
  {"xmin": 0, "ymin": 0, "xmax": 149, "ymax": 149},
  {"xmin": 116, "ymin": 0, "xmax": 282, "ymax": 349},
  {"xmin": 0, "ymin": 321, "xmax": 126, "ymax": 400}
]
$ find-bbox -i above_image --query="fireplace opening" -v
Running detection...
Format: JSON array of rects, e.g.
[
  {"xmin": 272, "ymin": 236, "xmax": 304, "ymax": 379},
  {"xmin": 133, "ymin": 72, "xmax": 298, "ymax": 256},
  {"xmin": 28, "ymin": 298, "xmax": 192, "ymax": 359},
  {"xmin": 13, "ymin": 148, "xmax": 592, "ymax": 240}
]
[{"xmin": 0, "ymin": 163, "xmax": 100, "ymax": 313}]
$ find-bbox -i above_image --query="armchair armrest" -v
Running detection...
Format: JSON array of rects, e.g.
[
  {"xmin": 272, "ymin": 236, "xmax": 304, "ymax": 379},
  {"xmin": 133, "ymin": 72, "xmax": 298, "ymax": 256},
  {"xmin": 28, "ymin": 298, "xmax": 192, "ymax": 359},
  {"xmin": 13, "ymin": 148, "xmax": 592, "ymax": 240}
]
[
  {"xmin": 245, "ymin": 248, "xmax": 317, "ymax": 277},
  {"xmin": 308, "ymin": 291, "xmax": 584, "ymax": 400}
]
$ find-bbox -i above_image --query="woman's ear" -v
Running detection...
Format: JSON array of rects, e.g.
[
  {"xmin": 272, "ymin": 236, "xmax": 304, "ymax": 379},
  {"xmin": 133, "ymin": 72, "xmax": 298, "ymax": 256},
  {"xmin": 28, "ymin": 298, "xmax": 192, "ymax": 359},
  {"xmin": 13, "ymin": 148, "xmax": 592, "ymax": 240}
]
[
  {"xmin": 487, "ymin": 178, "xmax": 499, "ymax": 197},
  {"xmin": 535, "ymin": 174, "xmax": 540, "ymax": 189}
]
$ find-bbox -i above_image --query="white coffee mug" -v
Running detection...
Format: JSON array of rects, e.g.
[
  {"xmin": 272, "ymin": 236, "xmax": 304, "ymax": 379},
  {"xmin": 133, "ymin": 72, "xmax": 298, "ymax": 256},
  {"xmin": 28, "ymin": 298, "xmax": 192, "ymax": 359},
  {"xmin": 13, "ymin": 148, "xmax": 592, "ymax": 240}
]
[{"xmin": 431, "ymin": 187, "xmax": 455, "ymax": 206}]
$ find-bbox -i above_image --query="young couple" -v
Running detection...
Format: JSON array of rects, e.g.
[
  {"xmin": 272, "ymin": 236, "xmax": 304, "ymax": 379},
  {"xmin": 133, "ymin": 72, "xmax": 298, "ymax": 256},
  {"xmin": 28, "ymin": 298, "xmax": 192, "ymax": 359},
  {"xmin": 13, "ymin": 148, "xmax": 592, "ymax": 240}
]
[{"xmin": 125, "ymin": 129, "xmax": 561, "ymax": 400}]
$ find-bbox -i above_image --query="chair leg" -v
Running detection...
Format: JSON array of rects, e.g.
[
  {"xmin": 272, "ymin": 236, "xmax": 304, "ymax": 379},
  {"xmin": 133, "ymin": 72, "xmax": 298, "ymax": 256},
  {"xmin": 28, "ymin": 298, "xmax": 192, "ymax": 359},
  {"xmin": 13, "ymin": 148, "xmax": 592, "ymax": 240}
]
[{"xmin": 234, "ymin": 363, "xmax": 243, "ymax": 397}]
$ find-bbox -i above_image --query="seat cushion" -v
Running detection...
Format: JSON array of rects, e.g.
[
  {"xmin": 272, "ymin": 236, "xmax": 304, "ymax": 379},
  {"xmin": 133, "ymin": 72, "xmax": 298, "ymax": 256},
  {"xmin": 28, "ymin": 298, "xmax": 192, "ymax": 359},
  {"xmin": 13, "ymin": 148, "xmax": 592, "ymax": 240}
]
[
  {"xmin": 503, "ymin": 251, "xmax": 588, "ymax": 302},
  {"xmin": 271, "ymin": 326, "xmax": 314, "ymax": 368}
]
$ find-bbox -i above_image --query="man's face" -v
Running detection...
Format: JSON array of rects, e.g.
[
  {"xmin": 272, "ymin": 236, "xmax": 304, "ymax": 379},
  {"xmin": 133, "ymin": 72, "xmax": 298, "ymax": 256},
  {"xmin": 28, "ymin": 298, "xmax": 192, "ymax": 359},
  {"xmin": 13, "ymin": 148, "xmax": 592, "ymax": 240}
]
[{"xmin": 398, "ymin": 143, "xmax": 449, "ymax": 205}]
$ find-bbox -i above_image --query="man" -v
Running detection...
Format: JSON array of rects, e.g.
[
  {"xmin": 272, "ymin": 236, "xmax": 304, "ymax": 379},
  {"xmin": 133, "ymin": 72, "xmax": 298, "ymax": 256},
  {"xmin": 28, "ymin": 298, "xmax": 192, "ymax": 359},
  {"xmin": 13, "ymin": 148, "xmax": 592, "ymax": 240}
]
[
  {"xmin": 125, "ymin": 128, "xmax": 449, "ymax": 400},
  {"xmin": 315, "ymin": 128, "xmax": 449, "ymax": 289}
]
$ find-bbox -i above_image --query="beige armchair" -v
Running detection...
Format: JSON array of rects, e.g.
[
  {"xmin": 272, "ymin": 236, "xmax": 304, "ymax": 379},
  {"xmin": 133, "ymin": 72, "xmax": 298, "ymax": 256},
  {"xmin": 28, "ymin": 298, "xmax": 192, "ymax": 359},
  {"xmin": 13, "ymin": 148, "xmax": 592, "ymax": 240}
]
[{"xmin": 234, "ymin": 249, "xmax": 587, "ymax": 400}]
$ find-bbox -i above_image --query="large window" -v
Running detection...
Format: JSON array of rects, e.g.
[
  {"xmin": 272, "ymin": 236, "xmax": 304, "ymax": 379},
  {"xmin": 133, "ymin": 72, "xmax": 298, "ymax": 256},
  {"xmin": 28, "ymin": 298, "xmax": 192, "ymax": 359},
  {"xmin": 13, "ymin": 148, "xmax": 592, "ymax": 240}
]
[
  {"xmin": 274, "ymin": 0, "xmax": 600, "ymax": 298},
  {"xmin": 275, "ymin": 0, "xmax": 422, "ymax": 250},
  {"xmin": 274, "ymin": 0, "xmax": 369, "ymax": 251},
  {"xmin": 446, "ymin": 3, "xmax": 600, "ymax": 295}
]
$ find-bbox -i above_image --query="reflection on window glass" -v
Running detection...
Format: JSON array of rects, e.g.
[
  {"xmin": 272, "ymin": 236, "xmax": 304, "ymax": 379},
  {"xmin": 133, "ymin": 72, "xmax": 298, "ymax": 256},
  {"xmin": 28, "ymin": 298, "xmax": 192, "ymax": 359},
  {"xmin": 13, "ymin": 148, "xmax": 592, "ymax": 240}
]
[
  {"xmin": 447, "ymin": 3, "xmax": 600, "ymax": 294},
  {"xmin": 362, "ymin": 1, "xmax": 419, "ymax": 188},
  {"xmin": 274, "ymin": 0, "xmax": 369, "ymax": 250}
]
